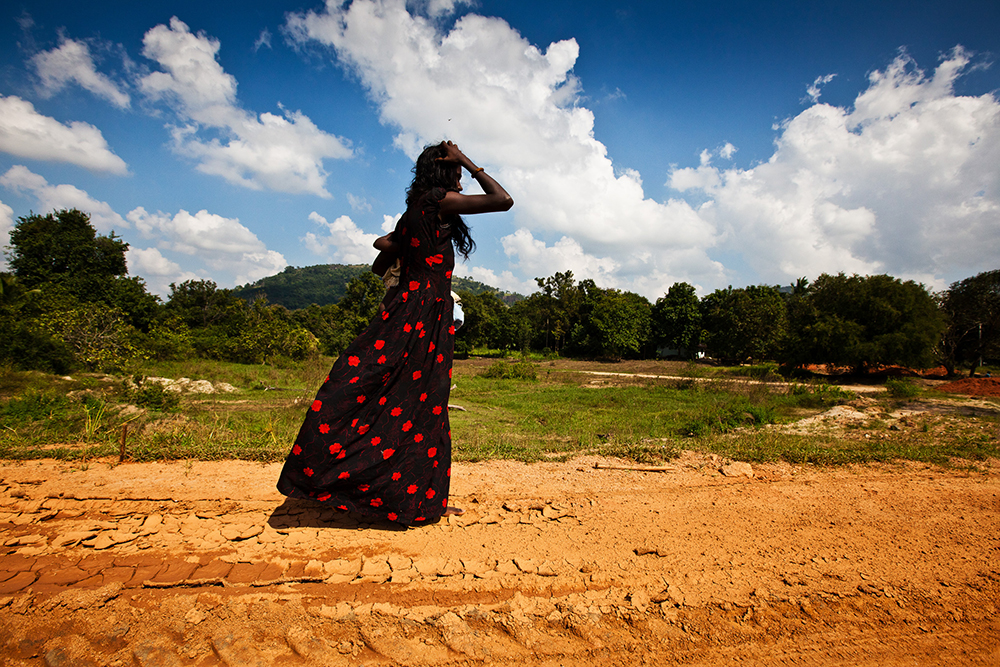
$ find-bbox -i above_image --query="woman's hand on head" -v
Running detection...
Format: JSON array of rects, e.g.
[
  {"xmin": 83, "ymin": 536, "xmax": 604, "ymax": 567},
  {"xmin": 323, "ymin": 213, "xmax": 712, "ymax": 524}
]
[{"xmin": 435, "ymin": 140, "xmax": 466, "ymax": 165}]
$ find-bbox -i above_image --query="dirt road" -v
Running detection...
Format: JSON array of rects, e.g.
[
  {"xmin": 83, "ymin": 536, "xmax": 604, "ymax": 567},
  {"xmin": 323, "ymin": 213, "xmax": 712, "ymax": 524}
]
[{"xmin": 2, "ymin": 451, "xmax": 998, "ymax": 666}]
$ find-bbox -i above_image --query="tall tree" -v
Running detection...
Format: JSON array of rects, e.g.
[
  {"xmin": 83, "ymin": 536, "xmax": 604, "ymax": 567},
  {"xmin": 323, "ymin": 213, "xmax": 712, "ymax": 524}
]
[
  {"xmin": 701, "ymin": 285, "xmax": 787, "ymax": 362},
  {"xmin": 652, "ymin": 282, "xmax": 701, "ymax": 357},
  {"xmin": 938, "ymin": 269, "xmax": 1000, "ymax": 376},
  {"xmin": 783, "ymin": 273, "xmax": 945, "ymax": 372}
]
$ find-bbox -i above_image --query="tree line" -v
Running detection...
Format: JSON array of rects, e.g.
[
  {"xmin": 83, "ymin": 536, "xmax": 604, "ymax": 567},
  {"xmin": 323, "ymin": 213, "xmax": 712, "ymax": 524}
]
[{"xmin": 1, "ymin": 209, "xmax": 997, "ymax": 376}]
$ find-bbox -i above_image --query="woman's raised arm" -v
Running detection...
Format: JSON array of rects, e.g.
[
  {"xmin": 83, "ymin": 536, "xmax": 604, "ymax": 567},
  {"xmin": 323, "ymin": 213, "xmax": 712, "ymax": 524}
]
[{"xmin": 436, "ymin": 141, "xmax": 513, "ymax": 215}]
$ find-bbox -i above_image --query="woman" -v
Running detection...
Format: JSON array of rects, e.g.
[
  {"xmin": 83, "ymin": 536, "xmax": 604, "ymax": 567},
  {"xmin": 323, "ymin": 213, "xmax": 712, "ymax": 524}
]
[{"xmin": 277, "ymin": 141, "xmax": 512, "ymax": 525}]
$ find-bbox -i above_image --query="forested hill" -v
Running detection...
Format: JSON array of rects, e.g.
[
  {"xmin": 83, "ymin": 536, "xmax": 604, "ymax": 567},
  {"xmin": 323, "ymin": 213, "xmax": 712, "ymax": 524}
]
[{"xmin": 232, "ymin": 263, "xmax": 522, "ymax": 310}]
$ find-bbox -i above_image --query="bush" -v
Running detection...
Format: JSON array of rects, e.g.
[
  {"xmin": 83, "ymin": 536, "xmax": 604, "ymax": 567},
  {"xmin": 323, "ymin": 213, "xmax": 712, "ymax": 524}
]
[
  {"xmin": 885, "ymin": 377, "xmax": 920, "ymax": 399},
  {"xmin": 479, "ymin": 359, "xmax": 538, "ymax": 381},
  {"xmin": 120, "ymin": 376, "xmax": 181, "ymax": 412},
  {"xmin": 787, "ymin": 383, "xmax": 856, "ymax": 408}
]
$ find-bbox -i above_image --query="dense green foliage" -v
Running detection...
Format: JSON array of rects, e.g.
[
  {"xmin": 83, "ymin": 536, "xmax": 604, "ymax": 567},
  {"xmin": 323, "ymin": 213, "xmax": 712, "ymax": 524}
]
[
  {"xmin": 938, "ymin": 269, "xmax": 1000, "ymax": 376},
  {"xmin": 652, "ymin": 282, "xmax": 701, "ymax": 357},
  {"xmin": 701, "ymin": 285, "xmax": 787, "ymax": 362}
]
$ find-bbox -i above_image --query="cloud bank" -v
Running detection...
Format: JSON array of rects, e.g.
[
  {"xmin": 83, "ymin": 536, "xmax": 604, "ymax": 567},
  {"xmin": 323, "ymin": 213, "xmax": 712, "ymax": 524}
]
[
  {"xmin": 0, "ymin": 95, "xmax": 128, "ymax": 174},
  {"xmin": 287, "ymin": 1, "xmax": 999, "ymax": 296},
  {"xmin": 0, "ymin": 165, "xmax": 128, "ymax": 232},
  {"xmin": 30, "ymin": 36, "xmax": 131, "ymax": 108}
]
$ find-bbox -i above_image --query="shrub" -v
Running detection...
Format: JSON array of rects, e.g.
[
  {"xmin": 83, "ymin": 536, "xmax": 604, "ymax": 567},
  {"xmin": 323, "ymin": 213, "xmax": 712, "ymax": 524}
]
[
  {"xmin": 120, "ymin": 376, "xmax": 181, "ymax": 412},
  {"xmin": 479, "ymin": 359, "xmax": 538, "ymax": 381},
  {"xmin": 885, "ymin": 377, "xmax": 920, "ymax": 399}
]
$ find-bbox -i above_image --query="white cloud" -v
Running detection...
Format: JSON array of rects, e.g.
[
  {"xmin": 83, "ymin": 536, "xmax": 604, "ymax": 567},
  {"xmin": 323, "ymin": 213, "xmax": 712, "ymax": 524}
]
[
  {"xmin": 125, "ymin": 246, "xmax": 200, "ymax": 297},
  {"xmin": 669, "ymin": 47, "xmax": 1000, "ymax": 288},
  {"xmin": 804, "ymin": 74, "xmax": 836, "ymax": 104},
  {"xmin": 347, "ymin": 193, "xmax": 372, "ymax": 212},
  {"xmin": 0, "ymin": 198, "xmax": 14, "ymax": 271},
  {"xmin": 30, "ymin": 37, "xmax": 131, "ymax": 108},
  {"xmin": 127, "ymin": 206, "xmax": 287, "ymax": 285},
  {"xmin": 0, "ymin": 95, "xmax": 128, "ymax": 174},
  {"xmin": 254, "ymin": 28, "xmax": 273, "ymax": 52},
  {"xmin": 284, "ymin": 0, "xmax": 725, "ymax": 297},
  {"xmin": 381, "ymin": 213, "xmax": 401, "ymax": 232},
  {"xmin": 302, "ymin": 211, "xmax": 380, "ymax": 264},
  {"xmin": 0, "ymin": 165, "xmax": 128, "ymax": 232},
  {"xmin": 139, "ymin": 17, "xmax": 352, "ymax": 197}
]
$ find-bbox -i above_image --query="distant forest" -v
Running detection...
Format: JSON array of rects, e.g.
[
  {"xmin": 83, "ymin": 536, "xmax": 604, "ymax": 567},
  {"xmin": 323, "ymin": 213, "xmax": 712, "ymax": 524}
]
[{"xmin": 232, "ymin": 264, "xmax": 523, "ymax": 310}]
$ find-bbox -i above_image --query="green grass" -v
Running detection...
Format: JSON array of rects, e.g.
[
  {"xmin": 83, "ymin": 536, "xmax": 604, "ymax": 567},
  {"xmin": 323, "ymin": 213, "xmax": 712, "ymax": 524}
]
[{"xmin": 0, "ymin": 358, "xmax": 996, "ymax": 466}]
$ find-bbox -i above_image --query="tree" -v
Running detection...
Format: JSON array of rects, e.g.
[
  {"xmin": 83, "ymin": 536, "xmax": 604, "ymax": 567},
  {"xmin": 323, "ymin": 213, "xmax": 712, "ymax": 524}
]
[
  {"xmin": 701, "ymin": 285, "xmax": 787, "ymax": 362},
  {"xmin": 938, "ymin": 269, "xmax": 1000, "ymax": 376},
  {"xmin": 7, "ymin": 209, "xmax": 129, "ymax": 303},
  {"xmin": 455, "ymin": 290, "xmax": 510, "ymax": 351},
  {"xmin": 652, "ymin": 282, "xmax": 701, "ymax": 357},
  {"xmin": 783, "ymin": 273, "xmax": 945, "ymax": 372}
]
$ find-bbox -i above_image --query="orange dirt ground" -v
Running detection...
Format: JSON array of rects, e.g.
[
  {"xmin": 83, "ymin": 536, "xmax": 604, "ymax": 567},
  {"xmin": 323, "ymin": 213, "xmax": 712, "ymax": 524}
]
[{"xmin": 2, "ymin": 450, "xmax": 999, "ymax": 666}]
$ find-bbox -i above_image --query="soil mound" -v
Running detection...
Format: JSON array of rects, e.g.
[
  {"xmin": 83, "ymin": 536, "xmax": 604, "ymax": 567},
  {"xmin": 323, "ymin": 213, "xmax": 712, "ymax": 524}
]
[{"xmin": 937, "ymin": 377, "xmax": 1000, "ymax": 397}]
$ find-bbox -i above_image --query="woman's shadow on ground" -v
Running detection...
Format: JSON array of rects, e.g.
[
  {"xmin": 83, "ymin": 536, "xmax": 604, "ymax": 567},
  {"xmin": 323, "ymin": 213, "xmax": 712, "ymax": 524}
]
[{"xmin": 267, "ymin": 497, "xmax": 414, "ymax": 533}]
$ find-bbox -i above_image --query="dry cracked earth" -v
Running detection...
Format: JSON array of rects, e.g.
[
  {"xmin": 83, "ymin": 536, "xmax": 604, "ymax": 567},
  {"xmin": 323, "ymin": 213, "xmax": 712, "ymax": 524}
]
[{"xmin": 1, "ymin": 448, "xmax": 998, "ymax": 666}]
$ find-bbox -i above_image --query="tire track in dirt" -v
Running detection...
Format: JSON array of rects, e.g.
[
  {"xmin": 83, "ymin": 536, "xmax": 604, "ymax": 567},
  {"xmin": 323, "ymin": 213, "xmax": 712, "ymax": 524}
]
[{"xmin": 1, "ymin": 455, "xmax": 998, "ymax": 665}]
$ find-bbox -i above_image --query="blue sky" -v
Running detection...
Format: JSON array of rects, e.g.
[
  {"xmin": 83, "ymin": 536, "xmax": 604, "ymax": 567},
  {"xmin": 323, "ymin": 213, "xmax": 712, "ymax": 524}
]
[{"xmin": 1, "ymin": 0, "xmax": 998, "ymax": 299}]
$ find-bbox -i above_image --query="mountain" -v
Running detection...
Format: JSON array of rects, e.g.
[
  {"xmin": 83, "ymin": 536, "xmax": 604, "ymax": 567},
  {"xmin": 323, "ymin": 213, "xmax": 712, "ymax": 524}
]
[{"xmin": 233, "ymin": 263, "xmax": 522, "ymax": 310}]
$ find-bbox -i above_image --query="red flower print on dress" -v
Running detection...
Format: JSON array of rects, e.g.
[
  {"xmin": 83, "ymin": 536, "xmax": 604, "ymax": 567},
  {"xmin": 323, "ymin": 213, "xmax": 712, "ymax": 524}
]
[
  {"xmin": 319, "ymin": 423, "xmax": 330, "ymax": 433},
  {"xmin": 402, "ymin": 292, "xmax": 408, "ymax": 302},
  {"xmin": 318, "ymin": 493, "xmax": 330, "ymax": 501},
  {"xmin": 383, "ymin": 372, "xmax": 391, "ymax": 383},
  {"xmin": 371, "ymin": 436, "xmax": 381, "ymax": 446},
  {"xmin": 338, "ymin": 505, "xmax": 347, "ymax": 511},
  {"xmin": 311, "ymin": 400, "xmax": 322, "ymax": 412},
  {"xmin": 330, "ymin": 443, "xmax": 341, "ymax": 453},
  {"xmin": 409, "ymin": 280, "xmax": 420, "ymax": 291},
  {"xmin": 357, "ymin": 394, "xmax": 366, "ymax": 403},
  {"xmin": 382, "ymin": 311, "xmax": 389, "ymax": 320},
  {"xmin": 379, "ymin": 397, "xmax": 387, "ymax": 405},
  {"xmin": 388, "ymin": 512, "xmax": 398, "ymax": 521},
  {"xmin": 392, "ymin": 472, "xmax": 401, "ymax": 481},
  {"xmin": 414, "ymin": 433, "xmax": 424, "ymax": 442},
  {"xmin": 382, "ymin": 448, "xmax": 394, "ymax": 459},
  {"xmin": 378, "ymin": 355, "xmax": 386, "ymax": 364},
  {"xmin": 449, "ymin": 368, "xmax": 453, "ymax": 378},
  {"xmin": 448, "ymin": 325, "xmax": 456, "ymax": 335},
  {"xmin": 292, "ymin": 444, "xmax": 301, "ymax": 455},
  {"xmin": 375, "ymin": 339, "xmax": 385, "ymax": 350},
  {"xmin": 415, "ymin": 321, "xmax": 424, "ymax": 330},
  {"xmin": 412, "ymin": 370, "xmax": 422, "ymax": 380},
  {"xmin": 443, "ymin": 498, "xmax": 448, "ymax": 508},
  {"xmin": 304, "ymin": 467, "xmax": 314, "ymax": 477},
  {"xmin": 432, "ymin": 406, "xmax": 442, "ymax": 415},
  {"xmin": 407, "ymin": 484, "xmax": 418, "ymax": 494},
  {"xmin": 348, "ymin": 356, "xmax": 359, "ymax": 366},
  {"xmin": 402, "ymin": 421, "xmax": 412, "ymax": 432},
  {"xmin": 445, "ymin": 270, "xmax": 452, "ymax": 278},
  {"xmin": 371, "ymin": 498, "xmax": 383, "ymax": 507},
  {"xmin": 410, "ymin": 237, "xmax": 420, "ymax": 247},
  {"xmin": 426, "ymin": 488, "xmax": 436, "ymax": 499},
  {"xmin": 338, "ymin": 471, "xmax": 350, "ymax": 479},
  {"xmin": 437, "ymin": 354, "xmax": 444, "ymax": 363},
  {"xmin": 349, "ymin": 376, "xmax": 359, "ymax": 384},
  {"xmin": 403, "ymin": 323, "xmax": 412, "ymax": 333},
  {"xmin": 433, "ymin": 460, "xmax": 439, "ymax": 468},
  {"xmin": 428, "ymin": 341, "xmax": 435, "ymax": 352},
  {"xmin": 391, "ymin": 407, "xmax": 402, "ymax": 417},
  {"xmin": 419, "ymin": 393, "xmax": 427, "ymax": 402},
  {"xmin": 336, "ymin": 450, "xmax": 346, "ymax": 459},
  {"xmin": 358, "ymin": 484, "xmax": 370, "ymax": 492},
  {"xmin": 358, "ymin": 424, "xmax": 369, "ymax": 434},
  {"xmin": 415, "ymin": 517, "xmax": 425, "ymax": 522},
  {"xmin": 351, "ymin": 419, "xmax": 358, "ymax": 427},
  {"xmin": 428, "ymin": 447, "xmax": 437, "ymax": 457},
  {"xmin": 418, "ymin": 329, "xmax": 425, "ymax": 338},
  {"xmin": 447, "ymin": 467, "xmax": 451, "ymax": 477},
  {"xmin": 425, "ymin": 254, "xmax": 443, "ymax": 267}
]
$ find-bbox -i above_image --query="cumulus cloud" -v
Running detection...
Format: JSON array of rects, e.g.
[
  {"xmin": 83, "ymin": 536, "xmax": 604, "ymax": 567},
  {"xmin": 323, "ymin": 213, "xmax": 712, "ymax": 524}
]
[
  {"xmin": 125, "ymin": 246, "xmax": 200, "ymax": 297},
  {"xmin": 127, "ymin": 206, "xmax": 287, "ymax": 285},
  {"xmin": 0, "ymin": 95, "xmax": 128, "ymax": 174},
  {"xmin": 0, "ymin": 198, "xmax": 14, "ymax": 270},
  {"xmin": 284, "ymin": 0, "xmax": 726, "ymax": 297},
  {"xmin": 139, "ymin": 17, "xmax": 352, "ymax": 197},
  {"xmin": 0, "ymin": 165, "xmax": 128, "ymax": 232},
  {"xmin": 302, "ymin": 211, "xmax": 380, "ymax": 264},
  {"xmin": 30, "ymin": 37, "xmax": 131, "ymax": 108},
  {"xmin": 669, "ymin": 47, "xmax": 1000, "ymax": 288}
]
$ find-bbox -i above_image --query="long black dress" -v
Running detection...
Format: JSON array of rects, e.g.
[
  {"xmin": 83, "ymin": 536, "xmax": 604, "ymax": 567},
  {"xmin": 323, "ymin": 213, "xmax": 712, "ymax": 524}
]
[{"xmin": 277, "ymin": 188, "xmax": 457, "ymax": 525}]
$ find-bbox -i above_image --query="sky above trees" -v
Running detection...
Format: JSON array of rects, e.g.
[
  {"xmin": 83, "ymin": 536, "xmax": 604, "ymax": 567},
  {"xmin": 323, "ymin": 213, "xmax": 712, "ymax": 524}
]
[{"xmin": 0, "ymin": 0, "xmax": 998, "ymax": 298}]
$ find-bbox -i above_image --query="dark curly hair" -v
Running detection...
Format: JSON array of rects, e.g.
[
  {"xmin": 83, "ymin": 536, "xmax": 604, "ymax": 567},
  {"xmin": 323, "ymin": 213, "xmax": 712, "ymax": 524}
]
[{"xmin": 405, "ymin": 141, "xmax": 475, "ymax": 259}]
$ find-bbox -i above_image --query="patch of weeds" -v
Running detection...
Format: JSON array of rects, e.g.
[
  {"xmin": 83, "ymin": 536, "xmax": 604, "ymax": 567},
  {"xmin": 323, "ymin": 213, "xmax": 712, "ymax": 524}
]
[
  {"xmin": 735, "ymin": 363, "xmax": 783, "ymax": 382},
  {"xmin": 120, "ymin": 376, "xmax": 181, "ymax": 412},
  {"xmin": 0, "ymin": 390, "xmax": 72, "ymax": 423},
  {"xmin": 786, "ymin": 383, "xmax": 856, "ymax": 409},
  {"xmin": 479, "ymin": 359, "xmax": 538, "ymax": 381},
  {"xmin": 680, "ymin": 400, "xmax": 777, "ymax": 437},
  {"xmin": 597, "ymin": 440, "xmax": 680, "ymax": 464},
  {"xmin": 885, "ymin": 377, "xmax": 920, "ymax": 399}
]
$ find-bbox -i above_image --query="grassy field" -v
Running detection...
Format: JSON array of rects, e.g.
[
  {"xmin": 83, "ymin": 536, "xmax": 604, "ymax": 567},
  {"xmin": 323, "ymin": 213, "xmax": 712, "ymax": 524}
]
[{"xmin": 0, "ymin": 357, "xmax": 996, "ymax": 467}]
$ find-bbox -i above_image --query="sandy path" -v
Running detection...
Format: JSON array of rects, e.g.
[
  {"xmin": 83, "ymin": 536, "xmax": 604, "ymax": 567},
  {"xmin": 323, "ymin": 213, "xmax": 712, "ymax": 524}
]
[{"xmin": 1, "ymin": 453, "xmax": 998, "ymax": 666}]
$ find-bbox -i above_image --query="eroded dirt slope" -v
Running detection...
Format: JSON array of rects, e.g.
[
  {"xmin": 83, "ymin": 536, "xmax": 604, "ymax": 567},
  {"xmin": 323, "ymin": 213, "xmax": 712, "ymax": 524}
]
[{"xmin": 1, "ymin": 452, "xmax": 999, "ymax": 666}]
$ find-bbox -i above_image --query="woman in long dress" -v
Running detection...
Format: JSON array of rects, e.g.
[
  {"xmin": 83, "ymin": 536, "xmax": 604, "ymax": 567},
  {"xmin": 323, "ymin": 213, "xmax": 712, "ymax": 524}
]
[{"xmin": 276, "ymin": 141, "xmax": 513, "ymax": 525}]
